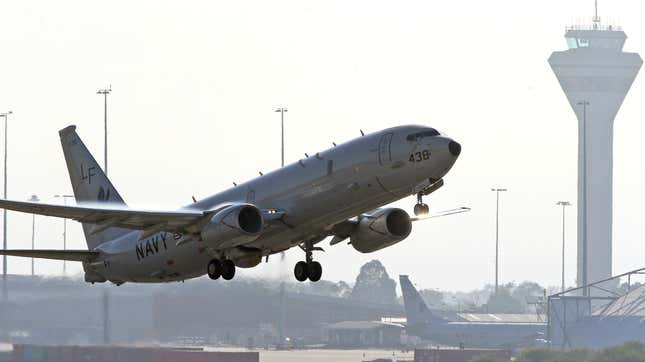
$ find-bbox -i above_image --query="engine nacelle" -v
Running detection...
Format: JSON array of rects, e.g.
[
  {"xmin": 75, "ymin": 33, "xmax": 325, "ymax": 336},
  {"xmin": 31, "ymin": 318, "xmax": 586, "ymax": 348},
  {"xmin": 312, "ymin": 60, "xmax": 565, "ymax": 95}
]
[
  {"xmin": 351, "ymin": 208, "xmax": 412, "ymax": 253},
  {"xmin": 201, "ymin": 204, "xmax": 264, "ymax": 248}
]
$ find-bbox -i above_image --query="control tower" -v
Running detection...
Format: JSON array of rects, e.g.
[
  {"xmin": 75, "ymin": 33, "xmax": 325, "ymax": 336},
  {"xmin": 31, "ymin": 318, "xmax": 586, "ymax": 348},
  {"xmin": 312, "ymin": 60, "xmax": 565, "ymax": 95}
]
[{"xmin": 548, "ymin": 9, "xmax": 642, "ymax": 292}]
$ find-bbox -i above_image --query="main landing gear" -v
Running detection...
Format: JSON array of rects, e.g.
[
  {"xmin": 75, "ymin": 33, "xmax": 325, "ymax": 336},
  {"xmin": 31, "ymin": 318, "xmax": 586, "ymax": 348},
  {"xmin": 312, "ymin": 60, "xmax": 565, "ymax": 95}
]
[
  {"xmin": 414, "ymin": 191, "xmax": 430, "ymax": 216},
  {"xmin": 207, "ymin": 258, "xmax": 236, "ymax": 280},
  {"xmin": 294, "ymin": 241, "xmax": 323, "ymax": 282}
]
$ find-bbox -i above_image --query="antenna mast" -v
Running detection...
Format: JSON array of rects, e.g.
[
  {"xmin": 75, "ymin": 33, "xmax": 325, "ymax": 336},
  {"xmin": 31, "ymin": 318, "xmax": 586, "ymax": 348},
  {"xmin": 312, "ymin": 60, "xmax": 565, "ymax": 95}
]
[{"xmin": 593, "ymin": 0, "xmax": 601, "ymax": 29}]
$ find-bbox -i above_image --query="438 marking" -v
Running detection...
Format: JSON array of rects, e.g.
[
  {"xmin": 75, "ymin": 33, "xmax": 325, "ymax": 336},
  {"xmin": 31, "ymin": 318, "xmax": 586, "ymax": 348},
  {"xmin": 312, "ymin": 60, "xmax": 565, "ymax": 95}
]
[{"xmin": 409, "ymin": 150, "xmax": 430, "ymax": 163}]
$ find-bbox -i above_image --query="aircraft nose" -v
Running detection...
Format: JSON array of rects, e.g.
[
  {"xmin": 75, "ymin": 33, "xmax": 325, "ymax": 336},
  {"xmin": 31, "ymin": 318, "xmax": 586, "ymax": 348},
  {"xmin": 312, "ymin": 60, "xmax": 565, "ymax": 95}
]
[{"xmin": 448, "ymin": 140, "xmax": 461, "ymax": 157}]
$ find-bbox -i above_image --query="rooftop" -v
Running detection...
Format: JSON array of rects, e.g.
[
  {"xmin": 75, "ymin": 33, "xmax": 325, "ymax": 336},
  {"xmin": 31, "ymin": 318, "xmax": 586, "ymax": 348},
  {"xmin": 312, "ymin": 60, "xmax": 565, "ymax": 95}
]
[
  {"xmin": 594, "ymin": 284, "xmax": 645, "ymax": 318},
  {"xmin": 326, "ymin": 321, "xmax": 404, "ymax": 331},
  {"xmin": 566, "ymin": 24, "xmax": 621, "ymax": 32},
  {"xmin": 457, "ymin": 313, "xmax": 544, "ymax": 324}
]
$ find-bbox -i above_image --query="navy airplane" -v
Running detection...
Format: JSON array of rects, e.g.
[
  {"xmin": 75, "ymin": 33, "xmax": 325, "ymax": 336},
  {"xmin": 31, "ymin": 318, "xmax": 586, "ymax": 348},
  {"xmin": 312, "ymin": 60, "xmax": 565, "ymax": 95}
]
[
  {"xmin": 400, "ymin": 275, "xmax": 546, "ymax": 348},
  {"xmin": 0, "ymin": 125, "xmax": 464, "ymax": 284}
]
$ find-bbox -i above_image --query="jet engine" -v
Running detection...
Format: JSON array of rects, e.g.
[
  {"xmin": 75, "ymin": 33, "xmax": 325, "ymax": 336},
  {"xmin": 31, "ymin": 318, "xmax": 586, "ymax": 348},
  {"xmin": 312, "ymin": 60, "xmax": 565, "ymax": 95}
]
[
  {"xmin": 351, "ymin": 208, "xmax": 412, "ymax": 253},
  {"xmin": 201, "ymin": 204, "xmax": 264, "ymax": 248}
]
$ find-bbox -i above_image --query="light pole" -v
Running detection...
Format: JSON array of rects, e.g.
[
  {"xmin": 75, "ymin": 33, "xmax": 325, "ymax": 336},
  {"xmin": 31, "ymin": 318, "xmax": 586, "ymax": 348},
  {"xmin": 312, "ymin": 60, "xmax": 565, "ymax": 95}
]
[
  {"xmin": 29, "ymin": 195, "xmax": 39, "ymax": 276},
  {"xmin": 491, "ymin": 188, "xmax": 507, "ymax": 294},
  {"xmin": 54, "ymin": 194, "xmax": 74, "ymax": 275},
  {"xmin": 577, "ymin": 100, "xmax": 589, "ymax": 296},
  {"xmin": 97, "ymin": 86, "xmax": 111, "ymax": 174},
  {"xmin": 557, "ymin": 201, "xmax": 571, "ymax": 292},
  {"xmin": 0, "ymin": 110, "xmax": 11, "ymax": 303},
  {"xmin": 275, "ymin": 108, "xmax": 288, "ymax": 167}
]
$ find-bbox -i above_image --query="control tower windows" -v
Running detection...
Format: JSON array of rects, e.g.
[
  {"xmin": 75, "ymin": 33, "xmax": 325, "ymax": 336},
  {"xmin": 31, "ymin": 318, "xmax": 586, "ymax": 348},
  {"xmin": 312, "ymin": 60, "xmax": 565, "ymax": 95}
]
[{"xmin": 566, "ymin": 37, "xmax": 590, "ymax": 49}]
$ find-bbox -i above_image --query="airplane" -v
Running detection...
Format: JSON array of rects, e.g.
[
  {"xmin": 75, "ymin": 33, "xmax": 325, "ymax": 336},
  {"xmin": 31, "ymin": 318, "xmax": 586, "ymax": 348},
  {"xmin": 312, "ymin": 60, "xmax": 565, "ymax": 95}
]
[
  {"xmin": 399, "ymin": 275, "xmax": 546, "ymax": 349},
  {"xmin": 0, "ymin": 124, "xmax": 464, "ymax": 285}
]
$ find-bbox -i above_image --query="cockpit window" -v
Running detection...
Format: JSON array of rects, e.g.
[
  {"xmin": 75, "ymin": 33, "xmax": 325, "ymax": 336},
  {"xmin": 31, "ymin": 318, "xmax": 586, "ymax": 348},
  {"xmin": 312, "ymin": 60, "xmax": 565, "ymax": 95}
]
[{"xmin": 406, "ymin": 129, "xmax": 439, "ymax": 141}]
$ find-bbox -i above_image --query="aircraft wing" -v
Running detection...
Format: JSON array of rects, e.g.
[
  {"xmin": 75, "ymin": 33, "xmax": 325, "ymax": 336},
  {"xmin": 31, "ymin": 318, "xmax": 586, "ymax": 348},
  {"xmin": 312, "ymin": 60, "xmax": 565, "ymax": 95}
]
[
  {"xmin": 0, "ymin": 249, "xmax": 100, "ymax": 262},
  {"xmin": 0, "ymin": 199, "xmax": 285, "ymax": 240},
  {"xmin": 0, "ymin": 199, "xmax": 207, "ymax": 237}
]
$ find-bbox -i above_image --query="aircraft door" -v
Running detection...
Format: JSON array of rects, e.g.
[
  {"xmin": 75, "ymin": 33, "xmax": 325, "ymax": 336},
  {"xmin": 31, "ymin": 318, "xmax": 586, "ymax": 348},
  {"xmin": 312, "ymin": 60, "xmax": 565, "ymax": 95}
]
[{"xmin": 378, "ymin": 133, "xmax": 393, "ymax": 166}]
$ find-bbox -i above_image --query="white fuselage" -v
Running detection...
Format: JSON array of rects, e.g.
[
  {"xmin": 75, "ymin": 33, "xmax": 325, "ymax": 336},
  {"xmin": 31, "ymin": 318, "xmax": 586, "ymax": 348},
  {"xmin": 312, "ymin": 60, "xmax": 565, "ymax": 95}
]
[{"xmin": 88, "ymin": 125, "xmax": 459, "ymax": 283}]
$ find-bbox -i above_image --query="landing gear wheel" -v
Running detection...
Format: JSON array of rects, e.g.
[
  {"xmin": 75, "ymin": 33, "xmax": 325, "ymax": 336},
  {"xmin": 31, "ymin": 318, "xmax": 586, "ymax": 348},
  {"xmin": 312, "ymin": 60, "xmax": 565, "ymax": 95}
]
[
  {"xmin": 294, "ymin": 239, "xmax": 325, "ymax": 282},
  {"xmin": 414, "ymin": 192, "xmax": 430, "ymax": 216},
  {"xmin": 207, "ymin": 259, "xmax": 222, "ymax": 280},
  {"xmin": 221, "ymin": 259, "xmax": 236, "ymax": 280},
  {"xmin": 307, "ymin": 261, "xmax": 322, "ymax": 282},
  {"xmin": 294, "ymin": 261, "xmax": 309, "ymax": 282},
  {"xmin": 414, "ymin": 203, "xmax": 429, "ymax": 216}
]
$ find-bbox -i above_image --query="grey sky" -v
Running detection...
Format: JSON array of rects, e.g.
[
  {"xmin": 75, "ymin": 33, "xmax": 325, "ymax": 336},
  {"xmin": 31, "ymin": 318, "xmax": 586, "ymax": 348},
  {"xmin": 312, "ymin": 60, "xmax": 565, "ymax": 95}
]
[{"xmin": 0, "ymin": 0, "xmax": 643, "ymax": 291}]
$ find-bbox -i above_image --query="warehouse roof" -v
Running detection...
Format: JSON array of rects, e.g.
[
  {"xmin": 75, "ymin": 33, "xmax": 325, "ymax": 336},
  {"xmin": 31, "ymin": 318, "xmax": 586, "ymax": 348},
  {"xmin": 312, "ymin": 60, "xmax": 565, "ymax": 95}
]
[
  {"xmin": 457, "ymin": 313, "xmax": 544, "ymax": 323},
  {"xmin": 326, "ymin": 321, "xmax": 404, "ymax": 331},
  {"xmin": 594, "ymin": 284, "xmax": 645, "ymax": 318}
]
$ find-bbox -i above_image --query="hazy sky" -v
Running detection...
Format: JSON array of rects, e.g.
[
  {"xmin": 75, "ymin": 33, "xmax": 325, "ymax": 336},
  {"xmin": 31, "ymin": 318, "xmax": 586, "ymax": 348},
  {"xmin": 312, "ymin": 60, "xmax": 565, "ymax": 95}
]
[{"xmin": 0, "ymin": 0, "xmax": 644, "ymax": 292}]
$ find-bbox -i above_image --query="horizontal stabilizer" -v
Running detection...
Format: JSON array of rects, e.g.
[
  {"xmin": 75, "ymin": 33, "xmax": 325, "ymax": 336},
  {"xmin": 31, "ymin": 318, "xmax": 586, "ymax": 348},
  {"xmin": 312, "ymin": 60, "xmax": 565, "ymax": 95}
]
[{"xmin": 0, "ymin": 249, "xmax": 100, "ymax": 262}]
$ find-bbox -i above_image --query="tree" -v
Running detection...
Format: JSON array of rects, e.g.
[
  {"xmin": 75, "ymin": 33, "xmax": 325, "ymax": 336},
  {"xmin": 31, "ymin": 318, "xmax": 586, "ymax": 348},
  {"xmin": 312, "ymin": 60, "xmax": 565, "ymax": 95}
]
[
  {"xmin": 419, "ymin": 288, "xmax": 445, "ymax": 308},
  {"xmin": 590, "ymin": 341, "xmax": 645, "ymax": 362},
  {"xmin": 481, "ymin": 284, "xmax": 524, "ymax": 313},
  {"xmin": 511, "ymin": 281, "xmax": 546, "ymax": 313},
  {"xmin": 290, "ymin": 279, "xmax": 352, "ymax": 298},
  {"xmin": 515, "ymin": 341, "xmax": 645, "ymax": 362},
  {"xmin": 350, "ymin": 260, "xmax": 397, "ymax": 305},
  {"xmin": 470, "ymin": 354, "xmax": 504, "ymax": 362}
]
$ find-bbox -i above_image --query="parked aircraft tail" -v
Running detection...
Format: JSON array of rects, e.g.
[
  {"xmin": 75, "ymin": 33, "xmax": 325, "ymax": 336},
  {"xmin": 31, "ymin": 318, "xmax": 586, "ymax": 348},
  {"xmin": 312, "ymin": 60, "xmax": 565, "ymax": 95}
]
[
  {"xmin": 59, "ymin": 125, "xmax": 131, "ymax": 249},
  {"xmin": 400, "ymin": 275, "xmax": 449, "ymax": 328}
]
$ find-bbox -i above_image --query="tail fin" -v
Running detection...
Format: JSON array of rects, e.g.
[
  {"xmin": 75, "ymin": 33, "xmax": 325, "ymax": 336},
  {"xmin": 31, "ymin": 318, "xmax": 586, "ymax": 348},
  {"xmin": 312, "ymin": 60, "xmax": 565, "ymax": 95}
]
[
  {"xmin": 59, "ymin": 125, "xmax": 130, "ymax": 249},
  {"xmin": 400, "ymin": 275, "xmax": 447, "ymax": 327}
]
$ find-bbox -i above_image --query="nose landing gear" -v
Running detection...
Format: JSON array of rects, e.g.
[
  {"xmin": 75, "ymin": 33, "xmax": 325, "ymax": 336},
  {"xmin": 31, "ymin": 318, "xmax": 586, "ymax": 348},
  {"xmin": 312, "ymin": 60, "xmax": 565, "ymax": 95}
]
[
  {"xmin": 414, "ymin": 179, "xmax": 444, "ymax": 216},
  {"xmin": 414, "ymin": 192, "xmax": 430, "ymax": 216}
]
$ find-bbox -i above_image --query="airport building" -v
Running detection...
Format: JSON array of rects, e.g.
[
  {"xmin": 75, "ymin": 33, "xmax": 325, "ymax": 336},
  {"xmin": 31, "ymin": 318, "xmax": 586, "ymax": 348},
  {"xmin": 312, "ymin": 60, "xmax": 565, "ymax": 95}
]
[
  {"xmin": 325, "ymin": 321, "xmax": 403, "ymax": 348},
  {"xmin": 547, "ymin": 267, "xmax": 645, "ymax": 349},
  {"xmin": 548, "ymin": 15, "xmax": 642, "ymax": 291}
]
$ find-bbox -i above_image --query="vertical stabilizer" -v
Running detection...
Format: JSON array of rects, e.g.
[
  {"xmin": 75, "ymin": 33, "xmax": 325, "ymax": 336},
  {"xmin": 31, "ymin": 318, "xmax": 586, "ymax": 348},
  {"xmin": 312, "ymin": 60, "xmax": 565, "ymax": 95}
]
[
  {"xmin": 59, "ymin": 125, "xmax": 130, "ymax": 249},
  {"xmin": 400, "ymin": 275, "xmax": 447, "ymax": 327}
]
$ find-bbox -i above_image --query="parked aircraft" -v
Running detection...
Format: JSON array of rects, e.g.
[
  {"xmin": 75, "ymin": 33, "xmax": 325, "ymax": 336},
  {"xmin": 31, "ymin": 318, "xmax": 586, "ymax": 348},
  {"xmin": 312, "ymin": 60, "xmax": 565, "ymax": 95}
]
[
  {"xmin": 400, "ymin": 275, "xmax": 546, "ymax": 348},
  {"xmin": 0, "ymin": 125, "xmax": 464, "ymax": 284}
]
